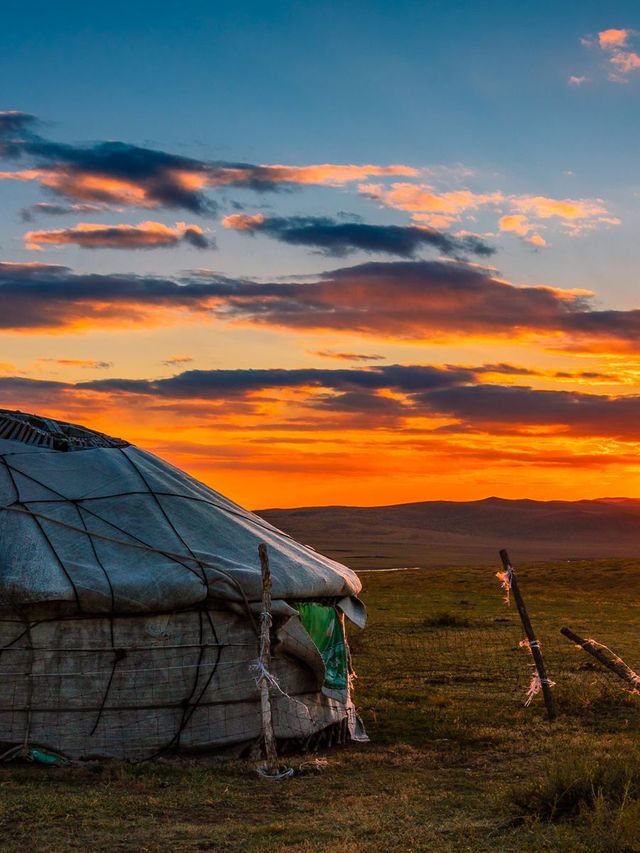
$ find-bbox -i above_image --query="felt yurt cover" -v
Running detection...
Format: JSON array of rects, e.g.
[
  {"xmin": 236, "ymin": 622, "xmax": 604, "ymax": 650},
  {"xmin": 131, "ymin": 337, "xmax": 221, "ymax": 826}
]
[{"xmin": 0, "ymin": 410, "xmax": 367, "ymax": 760}]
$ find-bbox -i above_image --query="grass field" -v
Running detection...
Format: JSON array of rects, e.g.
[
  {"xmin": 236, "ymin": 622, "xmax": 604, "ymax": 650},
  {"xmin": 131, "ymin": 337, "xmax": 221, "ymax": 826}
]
[{"xmin": 3, "ymin": 559, "xmax": 640, "ymax": 851}]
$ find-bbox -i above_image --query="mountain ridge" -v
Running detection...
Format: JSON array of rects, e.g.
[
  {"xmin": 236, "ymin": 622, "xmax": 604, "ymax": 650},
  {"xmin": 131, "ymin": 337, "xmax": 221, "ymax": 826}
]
[{"xmin": 255, "ymin": 497, "xmax": 640, "ymax": 567}]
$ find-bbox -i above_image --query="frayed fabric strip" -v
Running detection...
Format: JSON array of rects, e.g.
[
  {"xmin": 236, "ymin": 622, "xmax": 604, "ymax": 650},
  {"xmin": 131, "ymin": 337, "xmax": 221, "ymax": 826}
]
[
  {"xmin": 524, "ymin": 673, "xmax": 556, "ymax": 707},
  {"xmin": 495, "ymin": 569, "xmax": 512, "ymax": 605}
]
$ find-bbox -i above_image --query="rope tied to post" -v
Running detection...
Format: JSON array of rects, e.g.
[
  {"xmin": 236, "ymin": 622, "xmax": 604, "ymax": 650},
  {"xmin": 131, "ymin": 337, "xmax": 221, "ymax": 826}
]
[
  {"xmin": 585, "ymin": 636, "xmax": 640, "ymax": 693},
  {"xmin": 519, "ymin": 638, "xmax": 555, "ymax": 705}
]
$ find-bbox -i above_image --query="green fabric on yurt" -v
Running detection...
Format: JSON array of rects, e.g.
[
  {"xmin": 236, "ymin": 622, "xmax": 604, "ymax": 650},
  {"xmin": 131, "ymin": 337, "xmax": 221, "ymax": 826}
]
[{"xmin": 295, "ymin": 602, "xmax": 348, "ymax": 690}]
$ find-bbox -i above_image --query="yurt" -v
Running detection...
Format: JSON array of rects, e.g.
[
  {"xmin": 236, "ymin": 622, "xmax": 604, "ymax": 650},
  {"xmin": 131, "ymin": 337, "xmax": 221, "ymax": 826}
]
[{"xmin": 0, "ymin": 409, "xmax": 367, "ymax": 761}]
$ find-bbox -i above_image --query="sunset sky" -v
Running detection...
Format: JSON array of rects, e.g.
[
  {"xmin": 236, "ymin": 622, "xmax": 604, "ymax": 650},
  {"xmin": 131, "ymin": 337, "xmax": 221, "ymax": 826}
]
[{"xmin": 2, "ymin": 2, "xmax": 640, "ymax": 507}]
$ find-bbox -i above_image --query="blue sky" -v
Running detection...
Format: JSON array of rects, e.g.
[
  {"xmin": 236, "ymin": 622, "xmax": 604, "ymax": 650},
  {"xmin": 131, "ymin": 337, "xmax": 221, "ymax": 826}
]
[
  {"xmin": 1, "ymin": 0, "xmax": 637, "ymax": 168},
  {"xmin": 1, "ymin": 1, "xmax": 639, "ymax": 293},
  {"xmin": 0, "ymin": 2, "xmax": 636, "ymax": 167}
]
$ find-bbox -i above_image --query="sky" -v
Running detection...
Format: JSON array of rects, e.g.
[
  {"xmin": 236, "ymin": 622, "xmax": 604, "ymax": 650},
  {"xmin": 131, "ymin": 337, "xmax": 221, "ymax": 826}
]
[{"xmin": 2, "ymin": 1, "xmax": 640, "ymax": 507}]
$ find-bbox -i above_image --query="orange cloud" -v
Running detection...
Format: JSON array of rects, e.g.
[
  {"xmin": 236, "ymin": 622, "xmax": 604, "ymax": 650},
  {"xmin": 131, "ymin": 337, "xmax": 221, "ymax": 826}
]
[
  {"xmin": 310, "ymin": 350, "xmax": 385, "ymax": 362},
  {"xmin": 599, "ymin": 28, "xmax": 633, "ymax": 49},
  {"xmin": 582, "ymin": 27, "xmax": 640, "ymax": 82},
  {"xmin": 41, "ymin": 172, "xmax": 152, "ymax": 206},
  {"xmin": 413, "ymin": 214, "xmax": 460, "ymax": 229},
  {"xmin": 24, "ymin": 220, "xmax": 211, "ymax": 251},
  {"xmin": 222, "ymin": 213, "xmax": 265, "ymax": 230},
  {"xmin": 499, "ymin": 214, "xmax": 532, "ymax": 236},
  {"xmin": 510, "ymin": 196, "xmax": 606, "ymax": 220},
  {"xmin": 360, "ymin": 182, "xmax": 503, "ymax": 227},
  {"xmin": 162, "ymin": 355, "xmax": 194, "ymax": 366},
  {"xmin": 361, "ymin": 182, "xmax": 617, "ymax": 238},
  {"xmin": 510, "ymin": 196, "xmax": 619, "ymax": 236},
  {"xmin": 36, "ymin": 358, "xmax": 113, "ymax": 369},
  {"xmin": 2, "ymin": 164, "xmax": 418, "ymax": 201},
  {"xmin": 0, "ymin": 169, "xmax": 154, "ymax": 207},
  {"xmin": 498, "ymin": 215, "xmax": 547, "ymax": 247},
  {"xmin": 610, "ymin": 50, "xmax": 640, "ymax": 74},
  {"xmin": 214, "ymin": 164, "xmax": 418, "ymax": 187}
]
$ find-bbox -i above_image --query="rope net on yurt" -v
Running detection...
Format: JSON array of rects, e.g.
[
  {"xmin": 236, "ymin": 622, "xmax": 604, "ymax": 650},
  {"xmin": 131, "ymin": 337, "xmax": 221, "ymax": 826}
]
[{"xmin": 0, "ymin": 410, "xmax": 366, "ymax": 761}]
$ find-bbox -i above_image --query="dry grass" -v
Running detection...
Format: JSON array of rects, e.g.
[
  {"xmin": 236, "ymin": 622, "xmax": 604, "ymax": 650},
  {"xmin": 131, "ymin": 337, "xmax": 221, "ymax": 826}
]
[{"xmin": 3, "ymin": 559, "xmax": 640, "ymax": 851}]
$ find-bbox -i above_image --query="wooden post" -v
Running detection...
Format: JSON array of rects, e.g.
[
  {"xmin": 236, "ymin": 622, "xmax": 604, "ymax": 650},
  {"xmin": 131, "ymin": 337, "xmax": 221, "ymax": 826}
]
[
  {"xmin": 257, "ymin": 543, "xmax": 279, "ymax": 774},
  {"xmin": 560, "ymin": 626, "xmax": 640, "ymax": 691},
  {"xmin": 499, "ymin": 549, "xmax": 557, "ymax": 721}
]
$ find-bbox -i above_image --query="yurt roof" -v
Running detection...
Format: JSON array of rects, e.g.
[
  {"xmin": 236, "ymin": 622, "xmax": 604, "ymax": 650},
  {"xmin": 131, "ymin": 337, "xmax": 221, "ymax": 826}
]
[{"xmin": 0, "ymin": 409, "xmax": 362, "ymax": 616}]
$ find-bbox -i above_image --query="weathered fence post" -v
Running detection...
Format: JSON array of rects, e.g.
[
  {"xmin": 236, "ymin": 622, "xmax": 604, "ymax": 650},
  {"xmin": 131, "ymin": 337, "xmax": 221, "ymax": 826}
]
[
  {"xmin": 560, "ymin": 627, "xmax": 640, "ymax": 692},
  {"xmin": 257, "ymin": 543, "xmax": 279, "ymax": 774},
  {"xmin": 499, "ymin": 549, "xmax": 557, "ymax": 721}
]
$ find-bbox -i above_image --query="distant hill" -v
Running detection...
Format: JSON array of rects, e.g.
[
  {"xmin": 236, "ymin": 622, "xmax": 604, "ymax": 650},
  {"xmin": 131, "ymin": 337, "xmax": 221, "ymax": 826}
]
[{"xmin": 255, "ymin": 497, "xmax": 640, "ymax": 568}]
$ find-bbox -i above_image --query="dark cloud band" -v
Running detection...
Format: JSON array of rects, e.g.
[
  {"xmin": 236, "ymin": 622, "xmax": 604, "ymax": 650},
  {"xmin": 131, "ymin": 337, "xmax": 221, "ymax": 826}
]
[
  {"xmin": 0, "ymin": 112, "xmax": 414, "ymax": 213},
  {"xmin": 1, "ymin": 259, "xmax": 640, "ymax": 352},
  {"xmin": 223, "ymin": 213, "xmax": 494, "ymax": 258},
  {"xmin": 2, "ymin": 365, "xmax": 640, "ymax": 440},
  {"xmin": 24, "ymin": 221, "xmax": 212, "ymax": 251}
]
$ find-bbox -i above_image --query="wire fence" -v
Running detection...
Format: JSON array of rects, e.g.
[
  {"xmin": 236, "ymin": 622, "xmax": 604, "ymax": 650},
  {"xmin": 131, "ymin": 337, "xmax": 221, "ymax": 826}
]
[{"xmin": 351, "ymin": 569, "xmax": 640, "ymax": 728}]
